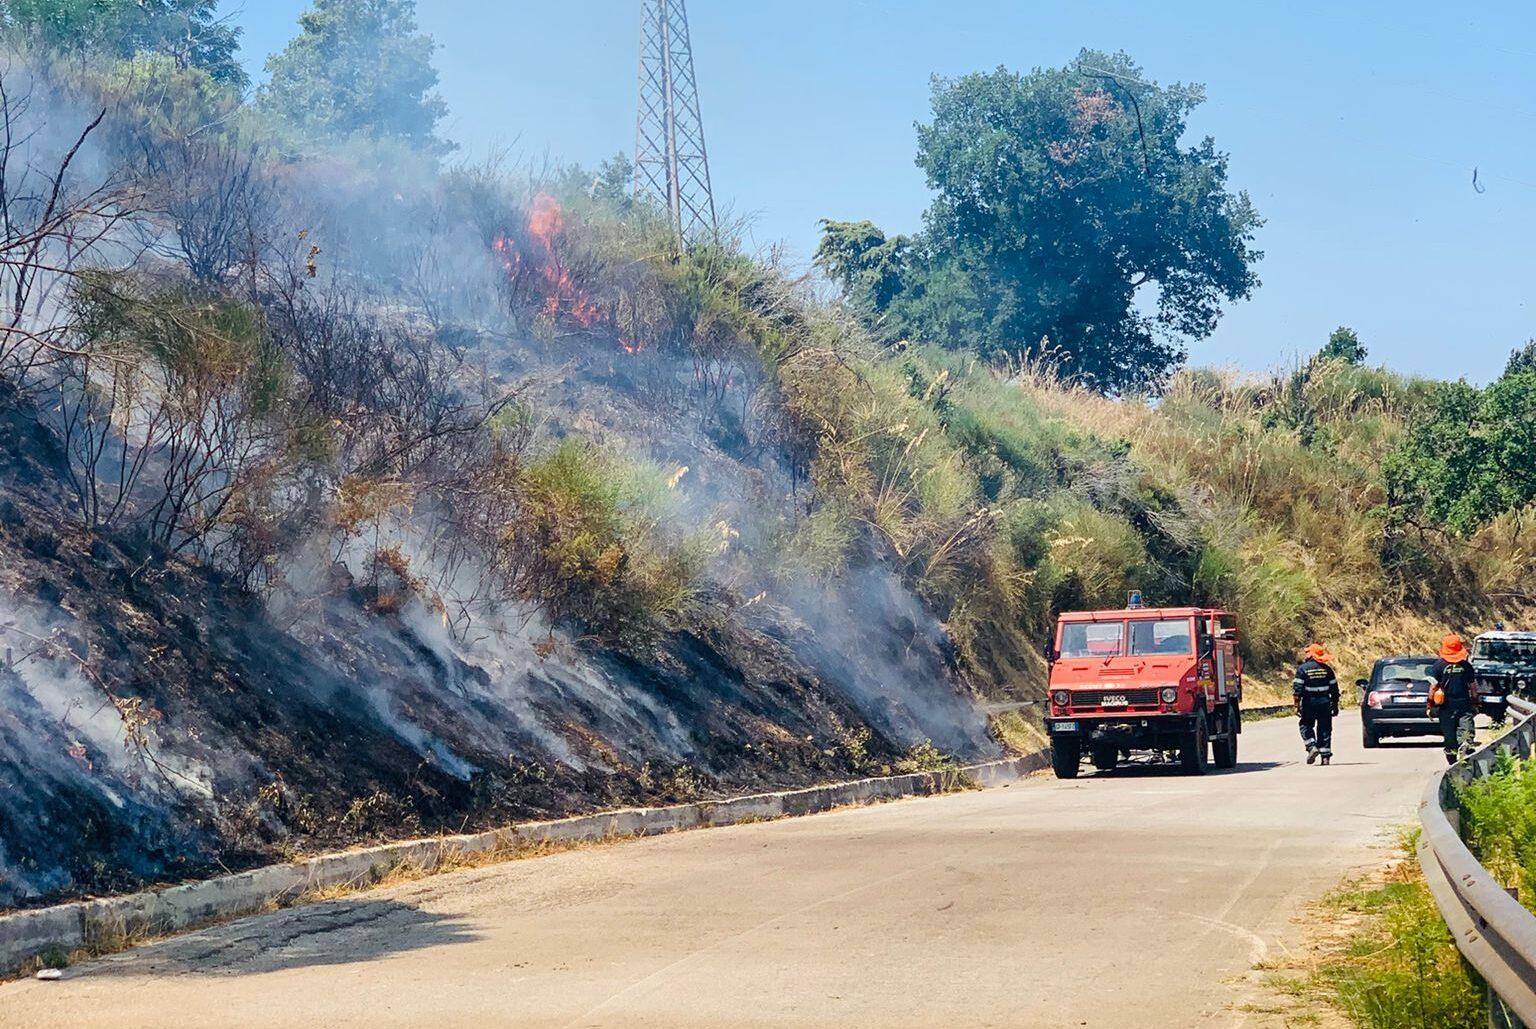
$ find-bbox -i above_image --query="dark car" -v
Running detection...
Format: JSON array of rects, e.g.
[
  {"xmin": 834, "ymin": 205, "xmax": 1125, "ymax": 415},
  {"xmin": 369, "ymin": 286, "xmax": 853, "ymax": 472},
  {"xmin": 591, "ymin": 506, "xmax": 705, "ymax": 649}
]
[
  {"xmin": 1358, "ymin": 655, "xmax": 1440, "ymax": 747},
  {"xmin": 1470, "ymin": 631, "xmax": 1536, "ymax": 724}
]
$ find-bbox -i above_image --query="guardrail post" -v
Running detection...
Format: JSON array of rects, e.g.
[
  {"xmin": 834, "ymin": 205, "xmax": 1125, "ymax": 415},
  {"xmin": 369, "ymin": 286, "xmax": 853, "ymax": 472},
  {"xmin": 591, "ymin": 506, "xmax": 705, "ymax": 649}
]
[{"xmin": 1490, "ymin": 990, "xmax": 1523, "ymax": 1029}]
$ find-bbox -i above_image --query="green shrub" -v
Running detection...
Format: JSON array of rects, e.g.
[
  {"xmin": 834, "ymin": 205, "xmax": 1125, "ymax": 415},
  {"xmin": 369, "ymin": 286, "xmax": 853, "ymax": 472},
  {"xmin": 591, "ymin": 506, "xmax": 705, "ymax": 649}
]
[
  {"xmin": 1459, "ymin": 751, "xmax": 1536, "ymax": 912},
  {"xmin": 1312, "ymin": 873, "xmax": 1484, "ymax": 1029},
  {"xmin": 504, "ymin": 439, "xmax": 699, "ymax": 637}
]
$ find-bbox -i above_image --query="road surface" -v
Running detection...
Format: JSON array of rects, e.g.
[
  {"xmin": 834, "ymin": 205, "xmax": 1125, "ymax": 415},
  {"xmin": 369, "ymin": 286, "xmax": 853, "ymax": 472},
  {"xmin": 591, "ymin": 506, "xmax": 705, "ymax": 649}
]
[{"xmin": 1, "ymin": 716, "xmax": 1445, "ymax": 1028}]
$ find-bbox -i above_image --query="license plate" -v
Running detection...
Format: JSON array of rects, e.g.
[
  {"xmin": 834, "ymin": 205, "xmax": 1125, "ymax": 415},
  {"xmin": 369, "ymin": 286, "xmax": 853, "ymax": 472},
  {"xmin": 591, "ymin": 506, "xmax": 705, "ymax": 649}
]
[
  {"xmin": 1053, "ymin": 721, "xmax": 1079, "ymax": 733},
  {"xmin": 1101, "ymin": 695, "xmax": 1129, "ymax": 707}
]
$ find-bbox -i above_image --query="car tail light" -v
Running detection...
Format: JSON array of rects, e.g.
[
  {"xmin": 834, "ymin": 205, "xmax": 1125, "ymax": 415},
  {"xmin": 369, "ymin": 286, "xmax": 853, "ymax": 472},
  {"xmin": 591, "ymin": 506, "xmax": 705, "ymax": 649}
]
[
  {"xmin": 1052, "ymin": 690, "xmax": 1070, "ymax": 708},
  {"xmin": 1367, "ymin": 691, "xmax": 1383, "ymax": 709},
  {"xmin": 1160, "ymin": 687, "xmax": 1178, "ymax": 704}
]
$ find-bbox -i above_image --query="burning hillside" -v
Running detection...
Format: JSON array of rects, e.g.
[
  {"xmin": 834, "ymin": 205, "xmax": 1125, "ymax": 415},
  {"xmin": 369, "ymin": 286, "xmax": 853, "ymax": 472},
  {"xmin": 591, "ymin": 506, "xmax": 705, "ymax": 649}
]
[{"xmin": 0, "ymin": 55, "xmax": 1002, "ymax": 906}]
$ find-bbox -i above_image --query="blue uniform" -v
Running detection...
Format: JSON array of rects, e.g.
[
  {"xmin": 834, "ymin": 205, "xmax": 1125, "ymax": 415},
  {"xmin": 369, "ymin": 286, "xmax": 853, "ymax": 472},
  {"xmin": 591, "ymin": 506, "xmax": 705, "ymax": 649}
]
[{"xmin": 1293, "ymin": 658, "xmax": 1339, "ymax": 758}]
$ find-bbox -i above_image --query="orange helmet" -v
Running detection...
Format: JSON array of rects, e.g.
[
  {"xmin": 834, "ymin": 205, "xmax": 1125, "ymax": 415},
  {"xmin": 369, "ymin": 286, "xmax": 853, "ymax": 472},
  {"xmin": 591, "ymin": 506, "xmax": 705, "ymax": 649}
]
[
  {"xmin": 1305, "ymin": 643, "xmax": 1335, "ymax": 665},
  {"xmin": 1431, "ymin": 686, "xmax": 1447, "ymax": 706},
  {"xmin": 1440, "ymin": 634, "xmax": 1469, "ymax": 663}
]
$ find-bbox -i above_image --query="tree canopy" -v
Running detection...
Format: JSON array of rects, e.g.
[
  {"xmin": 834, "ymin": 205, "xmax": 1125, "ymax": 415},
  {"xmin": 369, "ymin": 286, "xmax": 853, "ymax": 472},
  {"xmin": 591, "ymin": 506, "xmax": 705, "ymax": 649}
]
[
  {"xmin": 259, "ymin": 0, "xmax": 450, "ymax": 156},
  {"xmin": 818, "ymin": 50, "xmax": 1262, "ymax": 394},
  {"xmin": 1319, "ymin": 326, "xmax": 1367, "ymax": 365},
  {"xmin": 1505, "ymin": 339, "xmax": 1536, "ymax": 378},
  {"xmin": 1387, "ymin": 367, "xmax": 1536, "ymax": 535},
  {"xmin": 2, "ymin": 0, "xmax": 245, "ymax": 86}
]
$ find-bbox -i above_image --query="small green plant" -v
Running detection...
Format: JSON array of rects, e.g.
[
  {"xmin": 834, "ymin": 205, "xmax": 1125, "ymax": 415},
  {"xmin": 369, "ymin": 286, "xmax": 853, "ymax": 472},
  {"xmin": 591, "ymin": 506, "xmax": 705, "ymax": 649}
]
[
  {"xmin": 34, "ymin": 945, "xmax": 71, "ymax": 971},
  {"xmin": 832, "ymin": 720, "xmax": 875, "ymax": 771},
  {"xmin": 893, "ymin": 740, "xmax": 953, "ymax": 774}
]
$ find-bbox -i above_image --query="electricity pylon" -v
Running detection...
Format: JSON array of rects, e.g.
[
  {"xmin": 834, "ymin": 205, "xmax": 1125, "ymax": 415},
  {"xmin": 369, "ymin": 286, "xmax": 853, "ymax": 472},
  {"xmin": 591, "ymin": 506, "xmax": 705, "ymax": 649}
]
[{"xmin": 634, "ymin": 0, "xmax": 717, "ymax": 244}]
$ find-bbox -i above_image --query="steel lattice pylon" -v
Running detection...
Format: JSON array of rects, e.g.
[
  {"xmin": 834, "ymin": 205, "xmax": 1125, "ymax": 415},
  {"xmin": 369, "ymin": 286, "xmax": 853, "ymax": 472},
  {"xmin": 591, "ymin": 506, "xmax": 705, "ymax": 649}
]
[{"xmin": 634, "ymin": 0, "xmax": 717, "ymax": 244}]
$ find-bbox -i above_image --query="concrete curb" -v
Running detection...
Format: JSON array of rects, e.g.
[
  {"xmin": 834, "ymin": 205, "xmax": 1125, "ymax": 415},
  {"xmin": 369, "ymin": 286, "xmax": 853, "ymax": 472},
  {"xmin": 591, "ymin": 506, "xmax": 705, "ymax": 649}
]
[{"xmin": 0, "ymin": 751, "xmax": 1046, "ymax": 974}]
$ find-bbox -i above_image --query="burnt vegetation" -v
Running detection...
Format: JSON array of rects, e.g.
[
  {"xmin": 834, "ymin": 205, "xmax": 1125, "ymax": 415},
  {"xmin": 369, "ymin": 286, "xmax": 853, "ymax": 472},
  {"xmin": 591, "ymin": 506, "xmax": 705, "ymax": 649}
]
[
  {"xmin": 0, "ymin": 9, "xmax": 996, "ymax": 905},
  {"xmin": 2, "ymin": 5, "xmax": 1534, "ymax": 907}
]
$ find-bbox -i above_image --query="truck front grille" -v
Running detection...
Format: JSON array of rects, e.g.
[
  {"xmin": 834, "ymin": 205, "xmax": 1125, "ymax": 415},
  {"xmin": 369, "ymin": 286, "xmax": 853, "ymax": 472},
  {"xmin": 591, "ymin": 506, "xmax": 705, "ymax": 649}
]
[{"xmin": 1071, "ymin": 688, "xmax": 1160, "ymax": 710}]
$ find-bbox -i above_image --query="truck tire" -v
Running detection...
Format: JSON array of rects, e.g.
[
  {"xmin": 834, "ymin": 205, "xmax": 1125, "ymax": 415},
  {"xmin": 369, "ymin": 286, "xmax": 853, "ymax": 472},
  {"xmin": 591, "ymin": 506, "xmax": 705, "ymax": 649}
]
[
  {"xmin": 1090, "ymin": 742, "xmax": 1119, "ymax": 772},
  {"xmin": 1212, "ymin": 704, "xmax": 1239, "ymax": 769},
  {"xmin": 1180, "ymin": 713, "xmax": 1209, "ymax": 775},
  {"xmin": 1051, "ymin": 737, "xmax": 1081, "ymax": 779},
  {"xmin": 1362, "ymin": 721, "xmax": 1379, "ymax": 749}
]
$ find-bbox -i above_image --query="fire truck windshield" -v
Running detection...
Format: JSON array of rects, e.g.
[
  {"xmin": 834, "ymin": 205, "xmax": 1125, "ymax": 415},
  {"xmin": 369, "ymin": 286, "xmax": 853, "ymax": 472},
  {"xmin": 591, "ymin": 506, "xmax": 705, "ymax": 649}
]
[
  {"xmin": 1059, "ymin": 621, "xmax": 1124, "ymax": 659},
  {"xmin": 1128, "ymin": 618, "xmax": 1194, "ymax": 656}
]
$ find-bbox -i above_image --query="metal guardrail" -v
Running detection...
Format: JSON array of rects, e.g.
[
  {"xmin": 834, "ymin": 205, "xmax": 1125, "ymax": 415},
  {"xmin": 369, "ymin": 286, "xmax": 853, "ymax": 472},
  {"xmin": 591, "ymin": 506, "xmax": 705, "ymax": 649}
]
[{"xmin": 1418, "ymin": 694, "xmax": 1536, "ymax": 1028}]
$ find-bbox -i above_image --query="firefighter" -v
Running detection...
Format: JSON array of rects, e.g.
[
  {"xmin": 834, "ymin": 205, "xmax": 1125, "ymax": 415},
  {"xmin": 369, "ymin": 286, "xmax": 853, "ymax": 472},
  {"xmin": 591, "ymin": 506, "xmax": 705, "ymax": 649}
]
[
  {"xmin": 1428, "ymin": 633, "xmax": 1478, "ymax": 764},
  {"xmin": 1293, "ymin": 643, "xmax": 1340, "ymax": 765}
]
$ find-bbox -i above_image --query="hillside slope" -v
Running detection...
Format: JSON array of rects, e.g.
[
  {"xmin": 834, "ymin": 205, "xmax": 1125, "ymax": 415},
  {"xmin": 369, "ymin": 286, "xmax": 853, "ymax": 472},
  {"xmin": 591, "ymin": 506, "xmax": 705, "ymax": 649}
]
[{"xmin": 5, "ymin": 48, "xmax": 1535, "ymax": 909}]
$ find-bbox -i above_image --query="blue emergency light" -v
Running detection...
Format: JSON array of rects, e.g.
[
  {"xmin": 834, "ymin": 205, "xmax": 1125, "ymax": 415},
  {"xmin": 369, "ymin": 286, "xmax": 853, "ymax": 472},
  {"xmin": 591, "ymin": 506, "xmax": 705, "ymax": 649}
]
[{"xmin": 1128, "ymin": 590, "xmax": 1143, "ymax": 609}]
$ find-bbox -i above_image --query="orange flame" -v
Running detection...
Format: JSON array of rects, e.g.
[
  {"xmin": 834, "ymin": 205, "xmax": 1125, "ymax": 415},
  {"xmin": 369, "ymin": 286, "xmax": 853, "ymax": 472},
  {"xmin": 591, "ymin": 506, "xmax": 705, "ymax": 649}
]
[
  {"xmin": 492, "ymin": 194, "xmax": 620, "ymax": 339},
  {"xmin": 490, "ymin": 196, "xmax": 642, "ymax": 353},
  {"xmin": 528, "ymin": 194, "xmax": 565, "ymax": 240}
]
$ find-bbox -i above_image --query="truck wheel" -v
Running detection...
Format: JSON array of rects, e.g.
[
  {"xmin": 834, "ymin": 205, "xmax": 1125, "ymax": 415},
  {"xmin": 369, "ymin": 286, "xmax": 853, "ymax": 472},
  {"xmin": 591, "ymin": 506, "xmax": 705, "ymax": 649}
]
[
  {"xmin": 1180, "ymin": 713, "xmax": 1209, "ymax": 775},
  {"xmin": 1051, "ymin": 737, "xmax": 1081, "ymax": 779},
  {"xmin": 1362, "ymin": 722, "xmax": 1379, "ymax": 749},
  {"xmin": 1212, "ymin": 705, "xmax": 1239, "ymax": 769},
  {"xmin": 1090, "ymin": 743, "xmax": 1119, "ymax": 772}
]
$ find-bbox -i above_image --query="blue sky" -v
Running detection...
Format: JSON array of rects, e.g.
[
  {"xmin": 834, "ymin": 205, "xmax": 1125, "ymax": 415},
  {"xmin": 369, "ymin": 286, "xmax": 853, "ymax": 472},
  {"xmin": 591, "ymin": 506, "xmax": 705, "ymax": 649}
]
[{"xmin": 231, "ymin": 1, "xmax": 1535, "ymax": 381}]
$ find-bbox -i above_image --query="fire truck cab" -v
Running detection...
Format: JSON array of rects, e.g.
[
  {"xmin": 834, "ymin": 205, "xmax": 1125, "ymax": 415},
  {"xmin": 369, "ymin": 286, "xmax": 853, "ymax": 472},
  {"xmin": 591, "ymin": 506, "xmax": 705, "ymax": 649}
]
[{"xmin": 1044, "ymin": 604, "xmax": 1243, "ymax": 778}]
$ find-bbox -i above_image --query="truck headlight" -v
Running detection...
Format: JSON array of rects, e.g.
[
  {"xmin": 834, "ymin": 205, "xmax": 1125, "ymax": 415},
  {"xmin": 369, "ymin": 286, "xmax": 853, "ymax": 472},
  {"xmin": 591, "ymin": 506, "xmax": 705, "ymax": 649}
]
[
  {"xmin": 1160, "ymin": 687, "xmax": 1178, "ymax": 704},
  {"xmin": 1052, "ymin": 690, "xmax": 1070, "ymax": 708}
]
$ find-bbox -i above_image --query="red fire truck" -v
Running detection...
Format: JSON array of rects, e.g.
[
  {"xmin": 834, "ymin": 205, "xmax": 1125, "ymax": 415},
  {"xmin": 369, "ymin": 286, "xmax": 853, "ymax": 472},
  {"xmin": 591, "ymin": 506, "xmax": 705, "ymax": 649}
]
[{"xmin": 1044, "ymin": 604, "xmax": 1244, "ymax": 778}]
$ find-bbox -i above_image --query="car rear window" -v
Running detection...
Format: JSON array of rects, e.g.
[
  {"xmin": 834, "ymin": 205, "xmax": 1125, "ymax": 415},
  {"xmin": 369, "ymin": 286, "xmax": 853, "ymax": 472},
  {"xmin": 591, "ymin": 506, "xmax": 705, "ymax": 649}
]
[
  {"xmin": 1059, "ymin": 622, "xmax": 1124, "ymax": 659},
  {"xmin": 1129, "ymin": 618, "xmax": 1193, "ymax": 656},
  {"xmin": 1378, "ymin": 660, "xmax": 1434, "ymax": 685}
]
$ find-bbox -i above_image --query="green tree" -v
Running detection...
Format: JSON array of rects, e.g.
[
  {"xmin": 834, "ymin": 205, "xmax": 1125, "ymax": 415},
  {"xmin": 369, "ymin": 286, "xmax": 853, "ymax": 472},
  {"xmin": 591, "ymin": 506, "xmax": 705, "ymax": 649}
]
[
  {"xmin": 1386, "ymin": 371, "xmax": 1536, "ymax": 535},
  {"xmin": 821, "ymin": 50, "xmax": 1262, "ymax": 393},
  {"xmin": 2, "ymin": 0, "xmax": 245, "ymax": 86},
  {"xmin": 592, "ymin": 152, "xmax": 635, "ymax": 211},
  {"xmin": 1504, "ymin": 339, "xmax": 1536, "ymax": 378},
  {"xmin": 1318, "ymin": 326, "xmax": 1367, "ymax": 365},
  {"xmin": 259, "ymin": 0, "xmax": 450, "ymax": 155},
  {"xmin": 815, "ymin": 220, "xmax": 917, "ymax": 313}
]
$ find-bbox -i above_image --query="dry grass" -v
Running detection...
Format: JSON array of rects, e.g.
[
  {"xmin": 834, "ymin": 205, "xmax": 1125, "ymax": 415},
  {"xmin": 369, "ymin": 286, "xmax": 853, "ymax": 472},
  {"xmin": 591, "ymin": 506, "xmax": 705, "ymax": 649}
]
[{"xmin": 990, "ymin": 709, "xmax": 1048, "ymax": 754}]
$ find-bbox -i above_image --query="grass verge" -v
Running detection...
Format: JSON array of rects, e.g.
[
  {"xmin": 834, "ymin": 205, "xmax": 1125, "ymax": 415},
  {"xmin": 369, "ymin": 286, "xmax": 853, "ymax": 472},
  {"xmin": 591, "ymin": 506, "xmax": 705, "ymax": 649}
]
[{"xmin": 1256, "ymin": 833, "xmax": 1484, "ymax": 1028}]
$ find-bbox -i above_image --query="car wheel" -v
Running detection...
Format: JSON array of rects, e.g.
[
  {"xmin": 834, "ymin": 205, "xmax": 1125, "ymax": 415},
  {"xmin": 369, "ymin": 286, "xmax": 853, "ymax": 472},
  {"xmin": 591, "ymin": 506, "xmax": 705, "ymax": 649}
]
[
  {"xmin": 1362, "ymin": 721, "xmax": 1379, "ymax": 749},
  {"xmin": 1089, "ymin": 742, "xmax": 1119, "ymax": 772},
  {"xmin": 1051, "ymin": 737, "xmax": 1082, "ymax": 779},
  {"xmin": 1213, "ymin": 703, "xmax": 1239, "ymax": 769},
  {"xmin": 1180, "ymin": 713, "xmax": 1209, "ymax": 775}
]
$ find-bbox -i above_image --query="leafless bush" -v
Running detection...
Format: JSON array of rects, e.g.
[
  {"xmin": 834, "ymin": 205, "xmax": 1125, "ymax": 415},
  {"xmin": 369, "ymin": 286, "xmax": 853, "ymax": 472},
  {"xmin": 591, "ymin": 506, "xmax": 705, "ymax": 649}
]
[
  {"xmin": 0, "ymin": 70, "xmax": 136, "ymax": 385},
  {"xmin": 263, "ymin": 271, "xmax": 516, "ymax": 484},
  {"xmin": 133, "ymin": 130, "xmax": 274, "ymax": 288},
  {"xmin": 57, "ymin": 274, "xmax": 290, "ymax": 559}
]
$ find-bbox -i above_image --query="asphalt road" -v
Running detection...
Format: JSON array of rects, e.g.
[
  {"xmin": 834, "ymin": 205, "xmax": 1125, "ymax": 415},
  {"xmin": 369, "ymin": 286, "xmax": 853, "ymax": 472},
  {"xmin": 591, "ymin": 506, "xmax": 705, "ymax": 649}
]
[{"xmin": 1, "ymin": 716, "xmax": 1446, "ymax": 1029}]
